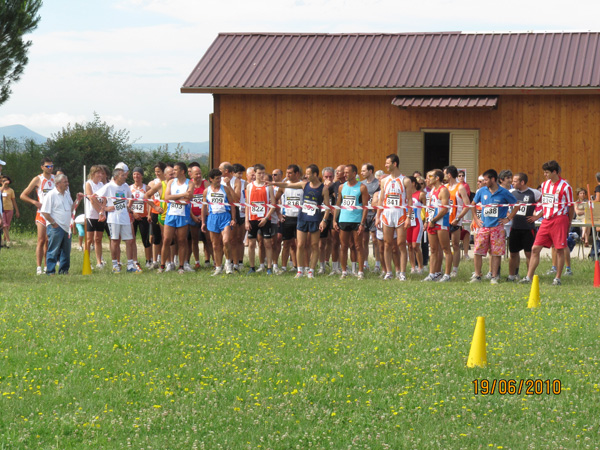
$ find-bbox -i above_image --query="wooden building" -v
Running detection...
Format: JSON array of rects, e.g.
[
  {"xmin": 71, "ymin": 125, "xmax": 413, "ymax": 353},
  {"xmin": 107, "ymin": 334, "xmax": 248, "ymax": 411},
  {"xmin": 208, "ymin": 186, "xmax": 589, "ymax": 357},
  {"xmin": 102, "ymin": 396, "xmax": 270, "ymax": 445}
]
[{"xmin": 182, "ymin": 32, "xmax": 600, "ymax": 189}]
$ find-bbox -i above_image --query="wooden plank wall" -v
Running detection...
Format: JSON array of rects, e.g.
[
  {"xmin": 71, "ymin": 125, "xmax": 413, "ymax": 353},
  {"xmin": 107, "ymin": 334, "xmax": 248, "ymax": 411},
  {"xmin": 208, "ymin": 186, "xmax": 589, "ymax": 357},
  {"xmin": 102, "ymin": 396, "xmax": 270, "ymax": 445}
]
[{"xmin": 216, "ymin": 94, "xmax": 600, "ymax": 189}]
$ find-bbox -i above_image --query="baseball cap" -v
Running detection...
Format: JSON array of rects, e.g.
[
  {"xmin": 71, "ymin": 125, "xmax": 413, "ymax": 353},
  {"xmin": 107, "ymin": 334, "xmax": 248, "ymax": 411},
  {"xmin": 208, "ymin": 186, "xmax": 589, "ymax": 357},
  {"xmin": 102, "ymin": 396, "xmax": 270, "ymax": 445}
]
[
  {"xmin": 132, "ymin": 166, "xmax": 144, "ymax": 175},
  {"xmin": 115, "ymin": 162, "xmax": 129, "ymax": 173}
]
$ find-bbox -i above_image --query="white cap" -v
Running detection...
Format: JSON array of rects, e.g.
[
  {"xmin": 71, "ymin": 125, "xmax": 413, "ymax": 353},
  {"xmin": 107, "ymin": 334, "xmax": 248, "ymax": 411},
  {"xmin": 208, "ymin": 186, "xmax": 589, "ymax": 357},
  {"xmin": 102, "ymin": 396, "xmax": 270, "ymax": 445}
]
[{"xmin": 115, "ymin": 162, "xmax": 129, "ymax": 173}]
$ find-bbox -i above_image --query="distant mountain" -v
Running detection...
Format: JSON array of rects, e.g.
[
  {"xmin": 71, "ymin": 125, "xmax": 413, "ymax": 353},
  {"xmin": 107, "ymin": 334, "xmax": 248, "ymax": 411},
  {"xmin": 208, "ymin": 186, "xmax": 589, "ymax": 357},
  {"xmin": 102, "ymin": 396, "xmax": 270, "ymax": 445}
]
[
  {"xmin": 0, "ymin": 125, "xmax": 47, "ymax": 144},
  {"xmin": 132, "ymin": 141, "xmax": 209, "ymax": 155}
]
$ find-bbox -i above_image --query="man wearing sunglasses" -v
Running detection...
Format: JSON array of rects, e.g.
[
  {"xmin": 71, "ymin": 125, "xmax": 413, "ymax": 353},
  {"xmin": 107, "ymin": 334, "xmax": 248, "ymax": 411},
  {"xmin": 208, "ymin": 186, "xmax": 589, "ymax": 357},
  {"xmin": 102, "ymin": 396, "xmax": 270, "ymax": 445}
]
[{"xmin": 21, "ymin": 157, "xmax": 56, "ymax": 275}]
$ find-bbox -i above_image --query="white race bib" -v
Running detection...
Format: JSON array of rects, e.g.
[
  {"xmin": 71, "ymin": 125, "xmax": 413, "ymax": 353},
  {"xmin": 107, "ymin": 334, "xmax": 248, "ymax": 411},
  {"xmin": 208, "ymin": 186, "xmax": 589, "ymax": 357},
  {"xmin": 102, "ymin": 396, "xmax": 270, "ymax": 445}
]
[
  {"xmin": 302, "ymin": 199, "xmax": 317, "ymax": 216},
  {"xmin": 516, "ymin": 204, "xmax": 527, "ymax": 216},
  {"xmin": 483, "ymin": 205, "xmax": 498, "ymax": 217},
  {"xmin": 251, "ymin": 202, "xmax": 266, "ymax": 218},
  {"xmin": 427, "ymin": 207, "xmax": 435, "ymax": 222},
  {"xmin": 114, "ymin": 199, "xmax": 127, "ymax": 212},
  {"xmin": 209, "ymin": 193, "xmax": 225, "ymax": 213},
  {"xmin": 341, "ymin": 195, "xmax": 356, "ymax": 207},
  {"xmin": 410, "ymin": 210, "xmax": 416, "ymax": 227},
  {"xmin": 286, "ymin": 196, "xmax": 301, "ymax": 207},
  {"xmin": 386, "ymin": 194, "xmax": 400, "ymax": 207},
  {"xmin": 169, "ymin": 202, "xmax": 185, "ymax": 216},
  {"xmin": 192, "ymin": 193, "xmax": 203, "ymax": 208},
  {"xmin": 131, "ymin": 201, "xmax": 145, "ymax": 214}
]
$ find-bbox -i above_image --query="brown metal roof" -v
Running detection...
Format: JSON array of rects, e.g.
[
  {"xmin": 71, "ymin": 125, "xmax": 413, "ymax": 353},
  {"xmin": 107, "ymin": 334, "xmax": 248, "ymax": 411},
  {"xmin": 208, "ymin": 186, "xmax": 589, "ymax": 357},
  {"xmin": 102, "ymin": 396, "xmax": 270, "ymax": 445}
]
[
  {"xmin": 182, "ymin": 32, "xmax": 600, "ymax": 93},
  {"xmin": 392, "ymin": 95, "xmax": 498, "ymax": 108}
]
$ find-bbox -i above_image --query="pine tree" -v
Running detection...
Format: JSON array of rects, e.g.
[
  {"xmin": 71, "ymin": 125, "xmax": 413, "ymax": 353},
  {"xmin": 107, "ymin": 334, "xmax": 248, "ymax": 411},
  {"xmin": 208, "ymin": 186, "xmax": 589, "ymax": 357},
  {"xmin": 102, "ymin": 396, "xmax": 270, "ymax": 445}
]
[{"xmin": 0, "ymin": 0, "xmax": 42, "ymax": 105}]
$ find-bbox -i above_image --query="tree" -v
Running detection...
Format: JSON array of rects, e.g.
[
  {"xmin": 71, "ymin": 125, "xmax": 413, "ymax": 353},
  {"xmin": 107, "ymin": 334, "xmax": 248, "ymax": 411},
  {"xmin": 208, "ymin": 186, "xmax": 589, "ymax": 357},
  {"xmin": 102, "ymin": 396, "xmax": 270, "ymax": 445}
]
[
  {"xmin": 46, "ymin": 113, "xmax": 133, "ymax": 192},
  {"xmin": 0, "ymin": 0, "xmax": 43, "ymax": 106}
]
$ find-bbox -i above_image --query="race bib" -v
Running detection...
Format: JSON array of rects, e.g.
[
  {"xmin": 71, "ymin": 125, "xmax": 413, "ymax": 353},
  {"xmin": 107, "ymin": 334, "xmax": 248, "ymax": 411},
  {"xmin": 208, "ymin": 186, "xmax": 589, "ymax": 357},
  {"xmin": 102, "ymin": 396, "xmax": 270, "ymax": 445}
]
[
  {"xmin": 154, "ymin": 191, "xmax": 161, "ymax": 200},
  {"xmin": 410, "ymin": 210, "xmax": 416, "ymax": 227},
  {"xmin": 114, "ymin": 199, "xmax": 127, "ymax": 212},
  {"xmin": 427, "ymin": 207, "xmax": 435, "ymax": 222},
  {"xmin": 476, "ymin": 210, "xmax": 482, "ymax": 220},
  {"xmin": 341, "ymin": 195, "xmax": 356, "ymax": 207},
  {"xmin": 192, "ymin": 193, "xmax": 203, "ymax": 206},
  {"xmin": 302, "ymin": 199, "xmax": 318, "ymax": 216},
  {"xmin": 286, "ymin": 196, "xmax": 301, "ymax": 207},
  {"xmin": 516, "ymin": 204, "xmax": 527, "ymax": 216},
  {"xmin": 251, "ymin": 202, "xmax": 266, "ymax": 218},
  {"xmin": 386, "ymin": 194, "xmax": 400, "ymax": 207},
  {"xmin": 367, "ymin": 196, "xmax": 373, "ymax": 207},
  {"xmin": 169, "ymin": 202, "xmax": 185, "ymax": 216},
  {"xmin": 209, "ymin": 193, "xmax": 226, "ymax": 213},
  {"xmin": 483, "ymin": 205, "xmax": 498, "ymax": 217},
  {"xmin": 131, "ymin": 201, "xmax": 145, "ymax": 214},
  {"xmin": 541, "ymin": 193, "xmax": 556, "ymax": 211}
]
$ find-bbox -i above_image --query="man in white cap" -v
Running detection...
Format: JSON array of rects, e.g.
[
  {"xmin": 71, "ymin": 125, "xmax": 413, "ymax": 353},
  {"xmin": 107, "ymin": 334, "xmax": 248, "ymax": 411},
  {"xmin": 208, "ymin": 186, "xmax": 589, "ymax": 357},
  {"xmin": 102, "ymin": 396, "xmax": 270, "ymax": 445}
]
[{"xmin": 91, "ymin": 163, "xmax": 141, "ymax": 273}]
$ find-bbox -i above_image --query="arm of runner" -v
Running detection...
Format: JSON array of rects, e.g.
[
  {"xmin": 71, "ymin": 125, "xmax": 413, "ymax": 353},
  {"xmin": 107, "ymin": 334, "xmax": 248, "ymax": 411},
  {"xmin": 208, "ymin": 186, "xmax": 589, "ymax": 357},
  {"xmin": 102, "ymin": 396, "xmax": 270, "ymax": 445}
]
[
  {"xmin": 451, "ymin": 184, "xmax": 470, "ymax": 225},
  {"xmin": 20, "ymin": 176, "xmax": 41, "ymax": 209},
  {"xmin": 320, "ymin": 185, "xmax": 331, "ymax": 232},
  {"xmin": 333, "ymin": 184, "xmax": 343, "ymax": 231},
  {"xmin": 262, "ymin": 185, "xmax": 276, "ymax": 224},
  {"xmin": 268, "ymin": 180, "xmax": 305, "ymax": 190},
  {"xmin": 404, "ymin": 177, "xmax": 413, "ymax": 229},
  {"xmin": 359, "ymin": 184, "xmax": 369, "ymax": 233},
  {"xmin": 245, "ymin": 184, "xmax": 251, "ymax": 231},
  {"xmin": 224, "ymin": 185, "xmax": 237, "ymax": 227},
  {"xmin": 231, "ymin": 177, "xmax": 241, "ymax": 203},
  {"xmin": 201, "ymin": 202, "xmax": 208, "ymax": 233}
]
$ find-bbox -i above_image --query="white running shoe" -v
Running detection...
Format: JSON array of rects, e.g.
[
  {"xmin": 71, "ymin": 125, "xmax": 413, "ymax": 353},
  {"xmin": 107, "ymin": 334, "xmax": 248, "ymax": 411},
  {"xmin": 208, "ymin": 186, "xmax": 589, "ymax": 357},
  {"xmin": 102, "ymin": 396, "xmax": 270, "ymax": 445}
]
[
  {"xmin": 357, "ymin": 271, "xmax": 365, "ymax": 280},
  {"xmin": 307, "ymin": 270, "xmax": 314, "ymax": 279},
  {"xmin": 450, "ymin": 268, "xmax": 458, "ymax": 278},
  {"xmin": 485, "ymin": 272, "xmax": 493, "ymax": 280},
  {"xmin": 225, "ymin": 262, "xmax": 233, "ymax": 274},
  {"xmin": 490, "ymin": 276, "xmax": 500, "ymax": 285},
  {"xmin": 317, "ymin": 266, "xmax": 325, "ymax": 275},
  {"xmin": 294, "ymin": 271, "xmax": 304, "ymax": 279},
  {"xmin": 340, "ymin": 271, "xmax": 348, "ymax": 279},
  {"xmin": 183, "ymin": 262, "xmax": 194, "ymax": 272},
  {"xmin": 211, "ymin": 267, "xmax": 223, "ymax": 276},
  {"xmin": 383, "ymin": 272, "xmax": 393, "ymax": 280},
  {"xmin": 422, "ymin": 273, "xmax": 437, "ymax": 282},
  {"xmin": 439, "ymin": 274, "xmax": 451, "ymax": 282},
  {"xmin": 396, "ymin": 273, "xmax": 406, "ymax": 281},
  {"xmin": 165, "ymin": 263, "xmax": 175, "ymax": 272},
  {"xmin": 36, "ymin": 266, "xmax": 43, "ymax": 275}
]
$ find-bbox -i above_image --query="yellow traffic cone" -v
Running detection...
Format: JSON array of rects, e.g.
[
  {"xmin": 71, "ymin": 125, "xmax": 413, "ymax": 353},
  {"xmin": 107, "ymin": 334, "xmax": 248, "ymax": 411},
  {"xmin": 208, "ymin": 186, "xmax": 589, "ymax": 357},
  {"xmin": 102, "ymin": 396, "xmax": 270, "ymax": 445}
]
[
  {"xmin": 467, "ymin": 316, "xmax": 487, "ymax": 368},
  {"xmin": 527, "ymin": 275, "xmax": 540, "ymax": 308},
  {"xmin": 82, "ymin": 249, "xmax": 92, "ymax": 275}
]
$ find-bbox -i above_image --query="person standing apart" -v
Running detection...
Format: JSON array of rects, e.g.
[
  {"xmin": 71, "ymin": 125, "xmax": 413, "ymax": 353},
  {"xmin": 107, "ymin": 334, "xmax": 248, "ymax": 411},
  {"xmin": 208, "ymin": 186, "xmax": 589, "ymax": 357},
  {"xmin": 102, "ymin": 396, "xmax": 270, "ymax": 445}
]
[
  {"xmin": 20, "ymin": 157, "xmax": 55, "ymax": 275},
  {"xmin": 520, "ymin": 160, "xmax": 574, "ymax": 286},
  {"xmin": 40, "ymin": 174, "xmax": 84, "ymax": 275}
]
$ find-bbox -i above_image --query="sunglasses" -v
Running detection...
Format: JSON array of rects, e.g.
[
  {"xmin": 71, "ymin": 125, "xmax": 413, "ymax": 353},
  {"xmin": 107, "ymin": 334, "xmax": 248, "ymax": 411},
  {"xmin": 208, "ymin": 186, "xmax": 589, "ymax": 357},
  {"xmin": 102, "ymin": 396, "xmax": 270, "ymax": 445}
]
[{"xmin": 44, "ymin": 165, "xmax": 54, "ymax": 168}]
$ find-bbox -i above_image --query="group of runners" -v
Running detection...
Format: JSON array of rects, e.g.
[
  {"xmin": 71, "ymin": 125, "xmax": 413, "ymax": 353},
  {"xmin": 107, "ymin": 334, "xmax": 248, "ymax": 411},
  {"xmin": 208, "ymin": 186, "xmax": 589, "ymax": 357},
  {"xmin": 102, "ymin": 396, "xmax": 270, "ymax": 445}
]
[{"xmin": 20, "ymin": 155, "xmax": 576, "ymax": 285}]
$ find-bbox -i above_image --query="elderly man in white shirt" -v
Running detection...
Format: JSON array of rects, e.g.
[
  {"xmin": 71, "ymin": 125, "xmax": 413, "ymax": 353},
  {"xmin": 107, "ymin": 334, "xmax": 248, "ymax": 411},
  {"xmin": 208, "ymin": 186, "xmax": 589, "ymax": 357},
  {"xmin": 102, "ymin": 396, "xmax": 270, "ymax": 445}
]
[{"xmin": 40, "ymin": 174, "xmax": 84, "ymax": 275}]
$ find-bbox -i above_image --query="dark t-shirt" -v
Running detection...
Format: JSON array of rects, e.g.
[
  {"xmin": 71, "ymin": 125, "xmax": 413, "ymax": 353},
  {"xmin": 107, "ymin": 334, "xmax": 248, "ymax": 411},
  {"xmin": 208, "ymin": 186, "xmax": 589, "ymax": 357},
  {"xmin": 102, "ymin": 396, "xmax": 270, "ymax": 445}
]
[{"xmin": 595, "ymin": 185, "xmax": 600, "ymax": 200}]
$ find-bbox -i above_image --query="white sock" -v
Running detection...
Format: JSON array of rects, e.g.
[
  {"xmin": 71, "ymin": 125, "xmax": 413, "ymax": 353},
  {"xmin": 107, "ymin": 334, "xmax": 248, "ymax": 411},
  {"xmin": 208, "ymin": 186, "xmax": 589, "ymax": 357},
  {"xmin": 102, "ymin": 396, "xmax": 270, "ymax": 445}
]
[{"xmin": 352, "ymin": 262, "xmax": 357, "ymax": 273}]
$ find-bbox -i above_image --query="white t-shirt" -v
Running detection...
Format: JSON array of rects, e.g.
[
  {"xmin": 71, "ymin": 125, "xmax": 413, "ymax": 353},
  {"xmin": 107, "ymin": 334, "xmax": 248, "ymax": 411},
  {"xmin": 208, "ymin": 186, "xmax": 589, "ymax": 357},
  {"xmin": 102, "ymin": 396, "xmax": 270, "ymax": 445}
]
[
  {"xmin": 40, "ymin": 188, "xmax": 74, "ymax": 233},
  {"xmin": 95, "ymin": 180, "xmax": 132, "ymax": 225}
]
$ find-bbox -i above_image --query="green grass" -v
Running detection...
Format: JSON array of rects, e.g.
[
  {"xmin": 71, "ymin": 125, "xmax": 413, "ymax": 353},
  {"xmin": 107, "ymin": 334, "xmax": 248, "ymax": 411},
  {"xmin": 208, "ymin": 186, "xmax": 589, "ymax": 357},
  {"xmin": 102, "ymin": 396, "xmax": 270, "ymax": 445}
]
[{"xmin": 1, "ymin": 233, "xmax": 599, "ymax": 449}]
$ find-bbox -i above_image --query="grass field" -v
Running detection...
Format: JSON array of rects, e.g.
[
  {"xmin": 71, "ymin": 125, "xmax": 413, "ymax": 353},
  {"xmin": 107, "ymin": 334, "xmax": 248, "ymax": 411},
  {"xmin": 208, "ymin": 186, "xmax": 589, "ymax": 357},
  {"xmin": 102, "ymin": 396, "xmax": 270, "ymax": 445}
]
[{"xmin": 1, "ymin": 233, "xmax": 599, "ymax": 449}]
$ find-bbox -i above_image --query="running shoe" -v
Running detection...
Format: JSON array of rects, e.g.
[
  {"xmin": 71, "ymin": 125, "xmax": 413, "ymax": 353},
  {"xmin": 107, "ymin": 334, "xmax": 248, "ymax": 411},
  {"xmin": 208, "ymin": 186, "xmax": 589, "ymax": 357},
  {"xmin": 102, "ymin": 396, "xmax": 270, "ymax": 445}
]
[
  {"xmin": 156, "ymin": 267, "xmax": 165, "ymax": 274},
  {"xmin": 490, "ymin": 276, "xmax": 500, "ymax": 285},
  {"xmin": 36, "ymin": 266, "xmax": 43, "ymax": 275},
  {"xmin": 383, "ymin": 272, "xmax": 393, "ymax": 281},
  {"xmin": 266, "ymin": 269, "xmax": 273, "ymax": 275},
  {"xmin": 294, "ymin": 271, "xmax": 304, "ymax": 279},
  {"xmin": 178, "ymin": 268, "xmax": 185, "ymax": 275},
  {"xmin": 357, "ymin": 272, "xmax": 365, "ymax": 280},
  {"xmin": 416, "ymin": 268, "xmax": 424, "ymax": 275},
  {"xmin": 225, "ymin": 262, "xmax": 234, "ymax": 274},
  {"xmin": 450, "ymin": 268, "xmax": 458, "ymax": 278},
  {"xmin": 307, "ymin": 270, "xmax": 314, "ymax": 279},
  {"xmin": 410, "ymin": 267, "xmax": 417, "ymax": 274},
  {"xmin": 469, "ymin": 276, "xmax": 481, "ymax": 283},
  {"xmin": 211, "ymin": 267, "xmax": 223, "ymax": 276},
  {"xmin": 328, "ymin": 268, "xmax": 341, "ymax": 277},
  {"xmin": 146, "ymin": 261, "xmax": 153, "ymax": 269},
  {"xmin": 438, "ymin": 274, "xmax": 451, "ymax": 282},
  {"xmin": 485, "ymin": 272, "xmax": 493, "ymax": 280},
  {"xmin": 183, "ymin": 262, "xmax": 194, "ymax": 272},
  {"xmin": 552, "ymin": 278, "xmax": 562, "ymax": 286},
  {"xmin": 564, "ymin": 268, "xmax": 573, "ymax": 276},
  {"xmin": 127, "ymin": 265, "xmax": 142, "ymax": 273},
  {"xmin": 317, "ymin": 266, "xmax": 325, "ymax": 275},
  {"xmin": 518, "ymin": 276, "xmax": 532, "ymax": 284},
  {"xmin": 422, "ymin": 273, "xmax": 437, "ymax": 282},
  {"xmin": 78, "ymin": 245, "xmax": 83, "ymax": 252},
  {"xmin": 112, "ymin": 265, "xmax": 121, "ymax": 273},
  {"xmin": 507, "ymin": 275, "xmax": 519, "ymax": 282},
  {"xmin": 340, "ymin": 271, "xmax": 348, "ymax": 279},
  {"xmin": 165, "ymin": 263, "xmax": 175, "ymax": 272},
  {"xmin": 194, "ymin": 262, "xmax": 201, "ymax": 270},
  {"xmin": 247, "ymin": 268, "xmax": 256, "ymax": 275},
  {"xmin": 256, "ymin": 265, "xmax": 265, "ymax": 273},
  {"xmin": 546, "ymin": 266, "xmax": 557, "ymax": 275},
  {"xmin": 372, "ymin": 266, "xmax": 381, "ymax": 274},
  {"xmin": 396, "ymin": 273, "xmax": 406, "ymax": 281}
]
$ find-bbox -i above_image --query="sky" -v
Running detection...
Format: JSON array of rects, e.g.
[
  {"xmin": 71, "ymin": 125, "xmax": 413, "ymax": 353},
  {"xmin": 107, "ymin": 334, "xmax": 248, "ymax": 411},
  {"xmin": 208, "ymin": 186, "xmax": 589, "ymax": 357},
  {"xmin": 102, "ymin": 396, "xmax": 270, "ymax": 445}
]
[{"xmin": 1, "ymin": 0, "xmax": 599, "ymax": 144}]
